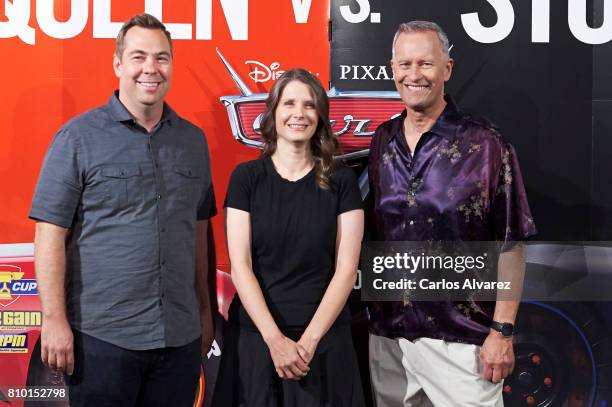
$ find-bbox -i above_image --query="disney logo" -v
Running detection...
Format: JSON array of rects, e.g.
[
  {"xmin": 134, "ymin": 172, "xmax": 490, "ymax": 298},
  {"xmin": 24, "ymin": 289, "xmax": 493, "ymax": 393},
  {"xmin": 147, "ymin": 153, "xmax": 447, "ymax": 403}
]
[{"xmin": 245, "ymin": 60, "xmax": 285, "ymax": 83}]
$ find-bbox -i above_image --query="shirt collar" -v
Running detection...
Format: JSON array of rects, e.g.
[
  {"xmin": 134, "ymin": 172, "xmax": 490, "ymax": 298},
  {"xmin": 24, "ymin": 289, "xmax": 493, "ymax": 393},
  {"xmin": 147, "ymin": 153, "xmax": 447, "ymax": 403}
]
[
  {"xmin": 107, "ymin": 91, "xmax": 176, "ymax": 126},
  {"xmin": 388, "ymin": 94, "xmax": 461, "ymax": 143}
]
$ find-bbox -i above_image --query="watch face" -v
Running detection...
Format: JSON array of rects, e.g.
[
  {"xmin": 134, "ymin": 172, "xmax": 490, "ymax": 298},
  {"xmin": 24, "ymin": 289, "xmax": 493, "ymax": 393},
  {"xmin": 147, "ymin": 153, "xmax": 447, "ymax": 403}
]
[{"xmin": 501, "ymin": 324, "xmax": 514, "ymax": 336}]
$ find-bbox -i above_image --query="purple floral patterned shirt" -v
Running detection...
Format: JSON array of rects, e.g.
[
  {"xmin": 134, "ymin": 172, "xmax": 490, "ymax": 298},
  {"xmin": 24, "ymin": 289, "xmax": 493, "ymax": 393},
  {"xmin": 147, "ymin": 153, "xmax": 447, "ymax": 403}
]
[{"xmin": 367, "ymin": 95, "xmax": 536, "ymax": 345}]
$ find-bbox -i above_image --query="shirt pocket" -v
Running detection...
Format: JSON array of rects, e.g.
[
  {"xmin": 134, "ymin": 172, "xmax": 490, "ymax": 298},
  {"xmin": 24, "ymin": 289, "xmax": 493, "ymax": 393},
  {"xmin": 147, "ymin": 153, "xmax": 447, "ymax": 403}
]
[
  {"xmin": 172, "ymin": 165, "xmax": 202, "ymax": 204},
  {"xmin": 100, "ymin": 164, "xmax": 142, "ymax": 209}
]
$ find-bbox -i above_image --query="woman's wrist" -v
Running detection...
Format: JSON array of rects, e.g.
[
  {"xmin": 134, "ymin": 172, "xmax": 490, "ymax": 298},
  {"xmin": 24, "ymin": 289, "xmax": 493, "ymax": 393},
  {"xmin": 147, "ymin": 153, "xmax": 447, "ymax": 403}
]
[
  {"xmin": 261, "ymin": 327, "xmax": 284, "ymax": 346},
  {"xmin": 301, "ymin": 329, "xmax": 321, "ymax": 348}
]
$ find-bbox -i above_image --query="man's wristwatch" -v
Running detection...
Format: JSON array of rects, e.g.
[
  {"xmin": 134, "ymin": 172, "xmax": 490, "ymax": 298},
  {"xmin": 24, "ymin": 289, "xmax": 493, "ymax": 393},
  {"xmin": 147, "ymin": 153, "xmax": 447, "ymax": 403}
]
[{"xmin": 490, "ymin": 320, "xmax": 515, "ymax": 337}]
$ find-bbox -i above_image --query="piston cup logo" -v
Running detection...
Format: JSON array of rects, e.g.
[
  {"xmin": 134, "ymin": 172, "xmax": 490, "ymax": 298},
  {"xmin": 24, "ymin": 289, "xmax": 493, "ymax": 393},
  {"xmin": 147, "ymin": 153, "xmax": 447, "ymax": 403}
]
[{"xmin": 0, "ymin": 264, "xmax": 37, "ymax": 308}]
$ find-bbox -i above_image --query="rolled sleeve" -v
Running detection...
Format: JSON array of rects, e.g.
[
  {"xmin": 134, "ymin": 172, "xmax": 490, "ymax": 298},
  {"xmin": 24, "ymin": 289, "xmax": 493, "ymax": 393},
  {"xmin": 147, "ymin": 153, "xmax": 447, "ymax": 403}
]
[{"xmin": 29, "ymin": 128, "xmax": 82, "ymax": 228}]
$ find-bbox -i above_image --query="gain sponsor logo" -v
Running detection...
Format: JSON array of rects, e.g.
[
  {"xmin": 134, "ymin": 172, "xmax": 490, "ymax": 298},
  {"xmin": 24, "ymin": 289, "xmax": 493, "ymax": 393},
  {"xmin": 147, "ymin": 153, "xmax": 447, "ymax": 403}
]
[
  {"xmin": 0, "ymin": 333, "xmax": 28, "ymax": 353},
  {"xmin": 0, "ymin": 311, "xmax": 42, "ymax": 330},
  {"xmin": 0, "ymin": 264, "xmax": 38, "ymax": 307}
]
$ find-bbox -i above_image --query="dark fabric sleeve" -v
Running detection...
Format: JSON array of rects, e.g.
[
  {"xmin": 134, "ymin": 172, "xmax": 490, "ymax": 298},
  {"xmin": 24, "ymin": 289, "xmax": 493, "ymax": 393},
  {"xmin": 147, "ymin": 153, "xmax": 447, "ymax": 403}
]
[
  {"xmin": 336, "ymin": 166, "xmax": 363, "ymax": 215},
  {"xmin": 29, "ymin": 128, "xmax": 83, "ymax": 228},
  {"xmin": 364, "ymin": 129, "xmax": 382, "ymax": 240},
  {"xmin": 197, "ymin": 183, "xmax": 217, "ymax": 220},
  {"xmin": 197, "ymin": 132, "xmax": 217, "ymax": 220},
  {"xmin": 491, "ymin": 141, "xmax": 537, "ymax": 242},
  {"xmin": 223, "ymin": 163, "xmax": 251, "ymax": 212}
]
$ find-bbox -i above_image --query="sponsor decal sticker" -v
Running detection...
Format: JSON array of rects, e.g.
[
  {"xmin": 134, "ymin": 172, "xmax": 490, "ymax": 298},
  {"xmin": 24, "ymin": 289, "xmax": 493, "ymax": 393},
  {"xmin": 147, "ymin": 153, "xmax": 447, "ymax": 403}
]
[
  {"xmin": 0, "ymin": 264, "xmax": 24, "ymax": 300},
  {"xmin": 0, "ymin": 311, "xmax": 42, "ymax": 330},
  {"xmin": 0, "ymin": 333, "xmax": 28, "ymax": 353},
  {"xmin": 0, "ymin": 264, "xmax": 37, "ymax": 307}
]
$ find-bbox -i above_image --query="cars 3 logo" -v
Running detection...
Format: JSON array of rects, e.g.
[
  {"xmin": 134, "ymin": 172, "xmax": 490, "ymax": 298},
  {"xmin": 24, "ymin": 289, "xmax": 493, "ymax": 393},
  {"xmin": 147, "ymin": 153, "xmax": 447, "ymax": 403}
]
[{"xmin": 217, "ymin": 49, "xmax": 404, "ymax": 160}]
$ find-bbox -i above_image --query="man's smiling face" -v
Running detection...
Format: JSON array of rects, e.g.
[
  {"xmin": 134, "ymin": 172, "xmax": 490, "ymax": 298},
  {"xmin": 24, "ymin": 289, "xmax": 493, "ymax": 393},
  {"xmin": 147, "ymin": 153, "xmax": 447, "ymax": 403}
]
[
  {"xmin": 113, "ymin": 26, "xmax": 173, "ymax": 113},
  {"xmin": 391, "ymin": 30, "xmax": 453, "ymax": 113}
]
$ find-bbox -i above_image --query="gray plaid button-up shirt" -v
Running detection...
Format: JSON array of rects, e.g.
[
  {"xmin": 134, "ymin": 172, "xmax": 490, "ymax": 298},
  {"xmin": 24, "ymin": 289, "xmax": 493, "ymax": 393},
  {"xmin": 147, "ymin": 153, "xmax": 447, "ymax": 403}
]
[{"xmin": 30, "ymin": 92, "xmax": 216, "ymax": 350}]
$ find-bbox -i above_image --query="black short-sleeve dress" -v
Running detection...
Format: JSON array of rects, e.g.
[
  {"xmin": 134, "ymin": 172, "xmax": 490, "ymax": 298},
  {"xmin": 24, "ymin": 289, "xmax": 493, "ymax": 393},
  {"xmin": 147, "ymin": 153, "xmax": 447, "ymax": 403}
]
[{"xmin": 213, "ymin": 156, "xmax": 366, "ymax": 407}]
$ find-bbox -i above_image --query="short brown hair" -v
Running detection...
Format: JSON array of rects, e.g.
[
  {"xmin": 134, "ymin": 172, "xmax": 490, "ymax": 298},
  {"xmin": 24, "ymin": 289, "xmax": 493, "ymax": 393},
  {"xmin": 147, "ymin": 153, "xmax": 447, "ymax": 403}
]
[{"xmin": 115, "ymin": 14, "xmax": 172, "ymax": 59}]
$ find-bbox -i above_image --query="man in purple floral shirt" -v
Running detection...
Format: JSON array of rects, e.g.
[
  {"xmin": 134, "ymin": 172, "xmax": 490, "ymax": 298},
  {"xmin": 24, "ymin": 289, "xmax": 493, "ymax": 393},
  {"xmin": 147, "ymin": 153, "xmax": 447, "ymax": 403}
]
[{"xmin": 367, "ymin": 21, "xmax": 536, "ymax": 406}]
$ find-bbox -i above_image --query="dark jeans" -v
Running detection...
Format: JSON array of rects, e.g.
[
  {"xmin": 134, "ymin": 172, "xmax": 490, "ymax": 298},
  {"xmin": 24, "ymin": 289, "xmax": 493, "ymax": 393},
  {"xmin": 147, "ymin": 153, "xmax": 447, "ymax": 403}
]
[{"xmin": 69, "ymin": 331, "xmax": 201, "ymax": 407}]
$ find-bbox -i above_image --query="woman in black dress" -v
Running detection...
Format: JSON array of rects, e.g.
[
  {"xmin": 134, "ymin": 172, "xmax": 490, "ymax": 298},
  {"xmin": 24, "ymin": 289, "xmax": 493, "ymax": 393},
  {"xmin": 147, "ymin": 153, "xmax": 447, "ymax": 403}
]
[{"xmin": 213, "ymin": 68, "xmax": 365, "ymax": 406}]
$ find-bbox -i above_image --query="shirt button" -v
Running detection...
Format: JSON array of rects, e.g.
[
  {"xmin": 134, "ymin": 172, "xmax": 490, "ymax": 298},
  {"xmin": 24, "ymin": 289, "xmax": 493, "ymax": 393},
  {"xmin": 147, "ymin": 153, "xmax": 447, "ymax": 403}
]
[
  {"xmin": 160, "ymin": 260, "xmax": 165, "ymax": 265},
  {"xmin": 157, "ymin": 194, "xmax": 162, "ymax": 200},
  {"xmin": 161, "ymin": 227, "xmax": 165, "ymax": 233}
]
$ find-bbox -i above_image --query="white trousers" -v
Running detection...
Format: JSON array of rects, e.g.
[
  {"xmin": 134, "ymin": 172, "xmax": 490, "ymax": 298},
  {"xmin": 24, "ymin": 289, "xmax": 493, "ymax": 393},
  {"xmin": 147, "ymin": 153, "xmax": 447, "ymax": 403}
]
[{"xmin": 369, "ymin": 334, "xmax": 504, "ymax": 407}]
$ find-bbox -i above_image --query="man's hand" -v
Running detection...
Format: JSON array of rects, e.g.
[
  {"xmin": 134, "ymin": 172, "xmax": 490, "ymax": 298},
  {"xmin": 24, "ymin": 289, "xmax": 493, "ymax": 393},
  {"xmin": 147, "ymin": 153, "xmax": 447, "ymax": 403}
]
[
  {"xmin": 34, "ymin": 221, "xmax": 73, "ymax": 375},
  {"xmin": 41, "ymin": 316, "xmax": 74, "ymax": 375},
  {"xmin": 479, "ymin": 330, "xmax": 514, "ymax": 383},
  {"xmin": 265, "ymin": 333, "xmax": 310, "ymax": 380}
]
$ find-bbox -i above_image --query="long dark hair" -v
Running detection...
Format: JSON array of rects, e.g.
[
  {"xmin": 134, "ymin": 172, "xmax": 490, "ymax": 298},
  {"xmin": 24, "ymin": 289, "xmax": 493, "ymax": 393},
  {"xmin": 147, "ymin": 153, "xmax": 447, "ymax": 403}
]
[{"xmin": 260, "ymin": 68, "xmax": 338, "ymax": 190}]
